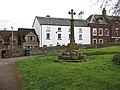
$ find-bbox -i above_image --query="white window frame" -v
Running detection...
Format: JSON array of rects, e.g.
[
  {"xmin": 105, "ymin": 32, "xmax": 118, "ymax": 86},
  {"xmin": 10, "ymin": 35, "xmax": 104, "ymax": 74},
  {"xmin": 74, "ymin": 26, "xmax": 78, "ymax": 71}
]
[
  {"xmin": 46, "ymin": 27, "xmax": 50, "ymax": 32},
  {"xmin": 58, "ymin": 34, "xmax": 62, "ymax": 40},
  {"xmin": 58, "ymin": 27, "xmax": 62, "ymax": 32},
  {"xmin": 99, "ymin": 28, "xmax": 103, "ymax": 36},
  {"xmin": 116, "ymin": 28, "xmax": 119, "ymax": 36},
  {"xmin": 79, "ymin": 34, "xmax": 82, "ymax": 40},
  {"xmin": 93, "ymin": 28, "xmax": 97, "ymax": 36},
  {"xmin": 99, "ymin": 39, "xmax": 103, "ymax": 44},
  {"xmin": 93, "ymin": 38, "xmax": 97, "ymax": 44},
  {"xmin": 46, "ymin": 33, "xmax": 50, "ymax": 40},
  {"xmin": 105, "ymin": 28, "xmax": 109, "ymax": 36},
  {"xmin": 79, "ymin": 28, "xmax": 82, "ymax": 33}
]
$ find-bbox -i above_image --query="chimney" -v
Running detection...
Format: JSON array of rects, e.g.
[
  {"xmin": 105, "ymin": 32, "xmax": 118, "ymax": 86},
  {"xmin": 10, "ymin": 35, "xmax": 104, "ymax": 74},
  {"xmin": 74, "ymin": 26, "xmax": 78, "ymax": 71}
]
[
  {"xmin": 46, "ymin": 15, "xmax": 50, "ymax": 17},
  {"xmin": 78, "ymin": 11, "xmax": 84, "ymax": 19},
  {"xmin": 102, "ymin": 8, "xmax": 106, "ymax": 16}
]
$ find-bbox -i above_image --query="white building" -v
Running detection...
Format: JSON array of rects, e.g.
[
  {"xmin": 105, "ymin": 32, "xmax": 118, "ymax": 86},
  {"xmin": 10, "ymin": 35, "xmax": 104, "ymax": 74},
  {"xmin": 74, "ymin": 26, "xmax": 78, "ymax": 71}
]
[{"xmin": 32, "ymin": 16, "xmax": 90, "ymax": 47}]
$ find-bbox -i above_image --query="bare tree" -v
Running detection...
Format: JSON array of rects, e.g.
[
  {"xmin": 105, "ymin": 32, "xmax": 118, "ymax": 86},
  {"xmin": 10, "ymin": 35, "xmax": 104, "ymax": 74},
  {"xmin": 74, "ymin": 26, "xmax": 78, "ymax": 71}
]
[{"xmin": 96, "ymin": 0, "xmax": 120, "ymax": 16}]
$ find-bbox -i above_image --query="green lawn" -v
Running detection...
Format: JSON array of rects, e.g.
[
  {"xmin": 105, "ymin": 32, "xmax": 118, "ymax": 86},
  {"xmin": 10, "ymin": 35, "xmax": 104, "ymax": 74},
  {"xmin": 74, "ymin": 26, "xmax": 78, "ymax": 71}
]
[{"xmin": 17, "ymin": 46, "xmax": 120, "ymax": 90}]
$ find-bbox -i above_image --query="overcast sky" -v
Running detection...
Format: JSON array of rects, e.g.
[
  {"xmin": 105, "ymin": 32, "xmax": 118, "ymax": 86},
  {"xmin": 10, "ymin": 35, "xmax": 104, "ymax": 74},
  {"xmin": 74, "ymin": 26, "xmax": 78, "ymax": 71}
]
[{"xmin": 0, "ymin": 0, "xmax": 104, "ymax": 30}]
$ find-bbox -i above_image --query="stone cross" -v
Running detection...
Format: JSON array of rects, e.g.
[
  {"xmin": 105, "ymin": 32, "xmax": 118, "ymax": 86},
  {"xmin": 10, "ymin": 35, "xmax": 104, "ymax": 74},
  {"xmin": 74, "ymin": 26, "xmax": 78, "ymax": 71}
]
[
  {"xmin": 68, "ymin": 9, "xmax": 76, "ymax": 20},
  {"xmin": 68, "ymin": 9, "xmax": 76, "ymax": 44}
]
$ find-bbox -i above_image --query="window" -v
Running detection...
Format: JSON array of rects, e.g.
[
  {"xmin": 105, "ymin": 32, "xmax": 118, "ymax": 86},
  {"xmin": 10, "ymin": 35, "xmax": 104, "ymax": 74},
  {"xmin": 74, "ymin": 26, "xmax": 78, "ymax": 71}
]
[
  {"xmin": 0, "ymin": 40, "xmax": 2, "ymax": 44},
  {"xmin": 99, "ymin": 39, "xmax": 103, "ymax": 44},
  {"xmin": 99, "ymin": 28, "xmax": 103, "ymax": 36},
  {"xmin": 58, "ymin": 34, "xmax": 62, "ymax": 40},
  {"xmin": 30, "ymin": 36, "xmax": 32, "ymax": 41},
  {"xmin": 27, "ymin": 35, "xmax": 36, "ymax": 41},
  {"xmin": 79, "ymin": 28, "xmax": 82, "ymax": 33},
  {"xmin": 116, "ymin": 28, "xmax": 119, "ymax": 36},
  {"xmin": 46, "ymin": 33, "xmax": 50, "ymax": 40},
  {"xmin": 58, "ymin": 28, "xmax": 62, "ymax": 32},
  {"xmin": 13, "ymin": 40, "xmax": 16, "ymax": 44},
  {"xmin": 46, "ymin": 27, "xmax": 50, "ymax": 32},
  {"xmin": 93, "ymin": 39, "xmax": 97, "ymax": 44},
  {"xmin": 105, "ymin": 29, "xmax": 109, "ymax": 36},
  {"xmin": 69, "ymin": 34, "xmax": 71, "ymax": 39},
  {"xmin": 33, "ymin": 36, "xmax": 35, "ymax": 41},
  {"xmin": 93, "ymin": 28, "xmax": 97, "ymax": 36},
  {"xmin": 79, "ymin": 34, "xmax": 82, "ymax": 40},
  {"xmin": 115, "ymin": 39, "xmax": 119, "ymax": 42}
]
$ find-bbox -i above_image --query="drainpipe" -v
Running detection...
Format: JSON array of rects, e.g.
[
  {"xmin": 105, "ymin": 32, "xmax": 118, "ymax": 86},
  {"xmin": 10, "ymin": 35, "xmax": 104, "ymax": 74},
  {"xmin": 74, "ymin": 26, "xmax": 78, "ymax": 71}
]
[{"xmin": 40, "ymin": 25, "xmax": 42, "ymax": 47}]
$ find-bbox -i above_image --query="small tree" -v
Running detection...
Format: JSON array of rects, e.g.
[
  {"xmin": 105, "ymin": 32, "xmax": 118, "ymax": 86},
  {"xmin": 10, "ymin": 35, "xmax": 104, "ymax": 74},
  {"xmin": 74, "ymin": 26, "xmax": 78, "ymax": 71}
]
[
  {"xmin": 95, "ymin": 0, "xmax": 120, "ymax": 16},
  {"xmin": 113, "ymin": 53, "xmax": 120, "ymax": 64}
]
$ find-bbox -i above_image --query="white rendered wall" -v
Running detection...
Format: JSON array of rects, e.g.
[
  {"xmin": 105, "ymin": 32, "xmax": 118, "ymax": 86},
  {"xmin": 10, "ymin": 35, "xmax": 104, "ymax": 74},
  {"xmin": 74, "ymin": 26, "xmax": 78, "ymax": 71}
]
[
  {"xmin": 75, "ymin": 27, "xmax": 90, "ymax": 45},
  {"xmin": 41, "ymin": 25, "xmax": 70, "ymax": 47},
  {"xmin": 33, "ymin": 18, "xmax": 91, "ymax": 47},
  {"xmin": 32, "ymin": 18, "xmax": 42, "ymax": 47},
  {"xmin": 41, "ymin": 25, "xmax": 90, "ymax": 47}
]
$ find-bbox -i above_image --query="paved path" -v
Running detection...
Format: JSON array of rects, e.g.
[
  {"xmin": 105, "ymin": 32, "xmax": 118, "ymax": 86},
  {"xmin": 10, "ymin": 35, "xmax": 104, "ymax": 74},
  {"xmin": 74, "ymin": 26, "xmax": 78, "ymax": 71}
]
[{"xmin": 0, "ymin": 56, "xmax": 32, "ymax": 90}]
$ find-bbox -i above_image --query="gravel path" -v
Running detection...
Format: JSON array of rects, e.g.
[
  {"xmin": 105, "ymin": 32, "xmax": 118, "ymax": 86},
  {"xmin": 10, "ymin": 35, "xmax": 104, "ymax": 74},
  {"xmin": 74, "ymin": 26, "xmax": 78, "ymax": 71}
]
[{"xmin": 0, "ymin": 56, "xmax": 32, "ymax": 90}]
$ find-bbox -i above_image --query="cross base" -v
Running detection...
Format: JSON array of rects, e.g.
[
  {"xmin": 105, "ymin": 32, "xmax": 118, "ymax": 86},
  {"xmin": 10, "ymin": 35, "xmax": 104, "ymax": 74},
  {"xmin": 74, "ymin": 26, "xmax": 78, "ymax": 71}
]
[{"xmin": 67, "ymin": 43, "xmax": 78, "ymax": 51}]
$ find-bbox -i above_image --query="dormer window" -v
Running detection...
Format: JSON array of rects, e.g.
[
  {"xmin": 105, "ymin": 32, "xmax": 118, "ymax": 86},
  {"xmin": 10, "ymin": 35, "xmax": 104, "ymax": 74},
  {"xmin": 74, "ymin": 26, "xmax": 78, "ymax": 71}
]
[{"xmin": 96, "ymin": 17, "xmax": 103, "ymax": 23}]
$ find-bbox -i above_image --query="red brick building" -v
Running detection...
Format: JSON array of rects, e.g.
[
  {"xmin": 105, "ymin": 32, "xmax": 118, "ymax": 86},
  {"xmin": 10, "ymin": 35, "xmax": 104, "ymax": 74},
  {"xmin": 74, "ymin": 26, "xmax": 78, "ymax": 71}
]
[{"xmin": 87, "ymin": 8, "xmax": 120, "ymax": 44}]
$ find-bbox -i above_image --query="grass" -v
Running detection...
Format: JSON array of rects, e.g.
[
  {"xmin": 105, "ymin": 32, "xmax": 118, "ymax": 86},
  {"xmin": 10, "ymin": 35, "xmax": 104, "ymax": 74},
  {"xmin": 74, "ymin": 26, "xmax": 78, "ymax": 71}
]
[
  {"xmin": 80, "ymin": 46, "xmax": 120, "ymax": 55},
  {"xmin": 17, "ymin": 46, "xmax": 120, "ymax": 90}
]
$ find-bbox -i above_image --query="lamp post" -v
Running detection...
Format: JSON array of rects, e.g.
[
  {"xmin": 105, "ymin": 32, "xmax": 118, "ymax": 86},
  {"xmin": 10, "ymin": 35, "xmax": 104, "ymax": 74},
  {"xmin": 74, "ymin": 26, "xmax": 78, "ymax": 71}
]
[{"xmin": 11, "ymin": 27, "xmax": 13, "ymax": 50}]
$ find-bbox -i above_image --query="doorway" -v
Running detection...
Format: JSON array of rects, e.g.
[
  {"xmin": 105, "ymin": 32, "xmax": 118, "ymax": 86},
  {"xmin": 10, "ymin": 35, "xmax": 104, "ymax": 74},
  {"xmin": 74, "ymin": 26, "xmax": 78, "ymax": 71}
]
[{"xmin": 1, "ymin": 50, "xmax": 6, "ymax": 58}]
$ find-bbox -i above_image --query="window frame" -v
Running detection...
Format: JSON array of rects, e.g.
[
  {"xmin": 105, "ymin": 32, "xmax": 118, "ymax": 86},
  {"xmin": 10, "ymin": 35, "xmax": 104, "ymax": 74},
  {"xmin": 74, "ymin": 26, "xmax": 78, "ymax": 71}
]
[
  {"xmin": 93, "ymin": 28, "xmax": 97, "ymax": 36},
  {"xmin": 105, "ymin": 28, "xmax": 109, "ymax": 36},
  {"xmin": 99, "ymin": 28, "xmax": 103, "ymax": 36},
  {"xmin": 93, "ymin": 38, "xmax": 97, "ymax": 44},
  {"xmin": 99, "ymin": 39, "xmax": 103, "ymax": 44},
  {"xmin": 58, "ymin": 34, "xmax": 62, "ymax": 40},
  {"xmin": 46, "ymin": 33, "xmax": 50, "ymax": 40},
  {"xmin": 79, "ymin": 34, "xmax": 83, "ymax": 40}
]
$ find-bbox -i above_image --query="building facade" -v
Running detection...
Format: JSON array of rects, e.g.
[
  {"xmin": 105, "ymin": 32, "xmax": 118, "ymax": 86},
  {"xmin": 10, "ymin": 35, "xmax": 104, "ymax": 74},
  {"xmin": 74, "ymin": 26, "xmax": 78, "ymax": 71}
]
[
  {"xmin": 18, "ymin": 28, "xmax": 39, "ymax": 48},
  {"xmin": 32, "ymin": 16, "xmax": 91, "ymax": 47},
  {"xmin": 86, "ymin": 8, "xmax": 120, "ymax": 44}
]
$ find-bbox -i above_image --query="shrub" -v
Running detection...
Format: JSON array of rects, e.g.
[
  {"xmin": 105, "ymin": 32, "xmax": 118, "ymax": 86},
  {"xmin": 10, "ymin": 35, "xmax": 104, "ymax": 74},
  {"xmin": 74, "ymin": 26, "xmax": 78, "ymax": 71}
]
[{"xmin": 113, "ymin": 53, "xmax": 120, "ymax": 64}]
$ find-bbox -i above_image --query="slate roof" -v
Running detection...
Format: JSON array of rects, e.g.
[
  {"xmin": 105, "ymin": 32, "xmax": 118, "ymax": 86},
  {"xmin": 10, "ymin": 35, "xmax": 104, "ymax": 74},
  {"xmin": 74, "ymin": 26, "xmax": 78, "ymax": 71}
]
[
  {"xmin": 86, "ymin": 14, "xmax": 110, "ymax": 25},
  {"xmin": 107, "ymin": 16, "xmax": 120, "ymax": 21},
  {"xmin": 33, "ymin": 16, "xmax": 88, "ymax": 27},
  {"xmin": 0, "ymin": 30, "xmax": 18, "ymax": 43},
  {"xmin": 18, "ymin": 28, "xmax": 39, "ymax": 43}
]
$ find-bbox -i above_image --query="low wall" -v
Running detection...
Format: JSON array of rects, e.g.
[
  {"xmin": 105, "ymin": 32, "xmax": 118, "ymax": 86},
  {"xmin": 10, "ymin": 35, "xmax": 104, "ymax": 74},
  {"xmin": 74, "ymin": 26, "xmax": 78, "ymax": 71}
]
[{"xmin": 2, "ymin": 42, "xmax": 120, "ymax": 58}]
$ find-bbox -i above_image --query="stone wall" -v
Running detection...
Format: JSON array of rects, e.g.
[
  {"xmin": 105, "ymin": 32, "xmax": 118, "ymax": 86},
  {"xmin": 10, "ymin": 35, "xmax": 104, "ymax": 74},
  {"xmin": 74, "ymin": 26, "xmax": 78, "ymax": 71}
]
[
  {"xmin": 2, "ymin": 42, "xmax": 120, "ymax": 58},
  {"xmin": 3, "ymin": 46, "xmax": 67, "ymax": 58}
]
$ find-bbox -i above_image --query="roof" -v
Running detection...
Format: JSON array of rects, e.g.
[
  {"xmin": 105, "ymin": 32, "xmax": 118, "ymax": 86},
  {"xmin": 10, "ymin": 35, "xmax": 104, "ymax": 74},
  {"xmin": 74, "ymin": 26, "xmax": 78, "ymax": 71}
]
[
  {"xmin": 86, "ymin": 14, "xmax": 110, "ymax": 25},
  {"xmin": 0, "ymin": 30, "xmax": 18, "ymax": 43},
  {"xmin": 33, "ymin": 16, "xmax": 88, "ymax": 27},
  {"xmin": 18, "ymin": 28, "xmax": 39, "ymax": 43},
  {"xmin": 107, "ymin": 16, "xmax": 120, "ymax": 21}
]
